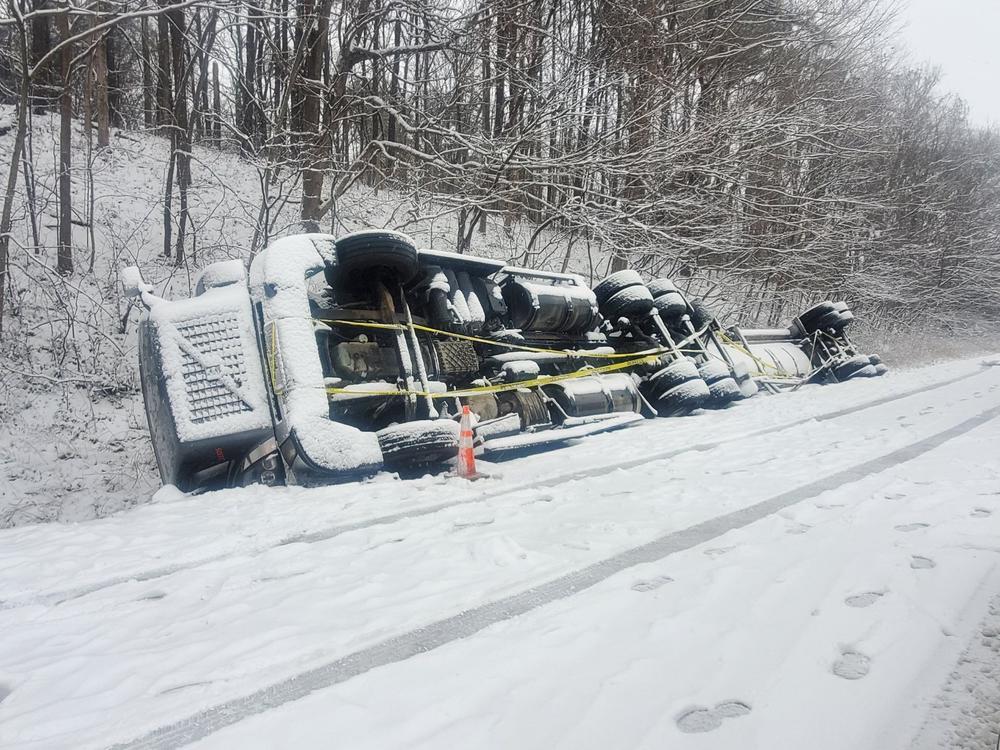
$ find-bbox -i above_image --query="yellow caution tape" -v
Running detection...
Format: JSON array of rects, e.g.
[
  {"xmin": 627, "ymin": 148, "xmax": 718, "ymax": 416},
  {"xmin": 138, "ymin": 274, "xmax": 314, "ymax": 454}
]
[
  {"xmin": 265, "ymin": 315, "xmax": 719, "ymax": 400},
  {"xmin": 325, "ymin": 354, "xmax": 660, "ymax": 399},
  {"xmin": 316, "ymin": 318, "xmax": 675, "ymax": 360}
]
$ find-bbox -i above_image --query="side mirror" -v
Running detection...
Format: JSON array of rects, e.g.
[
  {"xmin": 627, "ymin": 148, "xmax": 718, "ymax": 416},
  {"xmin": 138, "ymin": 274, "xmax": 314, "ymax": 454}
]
[{"xmin": 122, "ymin": 266, "xmax": 158, "ymax": 309}]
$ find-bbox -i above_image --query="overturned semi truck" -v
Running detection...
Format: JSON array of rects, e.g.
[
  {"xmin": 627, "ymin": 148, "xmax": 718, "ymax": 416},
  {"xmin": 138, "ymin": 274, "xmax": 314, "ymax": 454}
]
[{"xmin": 123, "ymin": 231, "xmax": 886, "ymax": 491}]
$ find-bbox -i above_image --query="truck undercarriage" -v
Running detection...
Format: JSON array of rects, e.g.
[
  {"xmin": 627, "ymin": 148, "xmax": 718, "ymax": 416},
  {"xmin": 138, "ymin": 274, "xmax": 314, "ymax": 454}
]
[{"xmin": 124, "ymin": 231, "xmax": 885, "ymax": 491}]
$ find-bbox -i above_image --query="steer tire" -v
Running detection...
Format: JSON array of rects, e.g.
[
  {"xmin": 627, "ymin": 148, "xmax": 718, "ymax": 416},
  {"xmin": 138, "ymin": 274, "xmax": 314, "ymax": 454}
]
[
  {"xmin": 377, "ymin": 420, "xmax": 460, "ymax": 468},
  {"xmin": 874, "ymin": 363, "xmax": 889, "ymax": 377},
  {"xmin": 655, "ymin": 378, "xmax": 710, "ymax": 417},
  {"xmin": 643, "ymin": 357, "xmax": 700, "ymax": 400},
  {"xmin": 336, "ymin": 231, "xmax": 420, "ymax": 285},
  {"xmin": 834, "ymin": 354, "xmax": 873, "ymax": 380},
  {"xmin": 653, "ymin": 291, "xmax": 688, "ymax": 321},
  {"xmin": 603, "ymin": 285, "xmax": 655, "ymax": 321},
  {"xmin": 647, "ymin": 278, "xmax": 679, "ymax": 298},
  {"xmin": 593, "ymin": 270, "xmax": 644, "ymax": 306}
]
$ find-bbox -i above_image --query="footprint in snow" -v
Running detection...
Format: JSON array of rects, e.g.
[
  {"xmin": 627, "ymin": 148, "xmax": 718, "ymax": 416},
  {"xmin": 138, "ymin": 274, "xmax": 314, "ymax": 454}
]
[
  {"xmin": 919, "ymin": 406, "xmax": 935, "ymax": 415},
  {"xmin": 631, "ymin": 575, "xmax": 674, "ymax": 592},
  {"xmin": 971, "ymin": 508, "xmax": 992, "ymax": 518},
  {"xmin": 911, "ymin": 555, "xmax": 936, "ymax": 569},
  {"xmin": 845, "ymin": 591, "xmax": 884, "ymax": 608},
  {"xmin": 0, "ymin": 683, "xmax": 11, "ymax": 704},
  {"xmin": 894, "ymin": 522, "xmax": 929, "ymax": 532},
  {"xmin": 704, "ymin": 547, "xmax": 734, "ymax": 558},
  {"xmin": 136, "ymin": 590, "xmax": 167, "ymax": 601},
  {"xmin": 879, "ymin": 492, "xmax": 907, "ymax": 501},
  {"xmin": 675, "ymin": 701, "xmax": 751, "ymax": 733},
  {"xmin": 832, "ymin": 650, "xmax": 870, "ymax": 680},
  {"xmin": 786, "ymin": 522, "xmax": 812, "ymax": 535}
]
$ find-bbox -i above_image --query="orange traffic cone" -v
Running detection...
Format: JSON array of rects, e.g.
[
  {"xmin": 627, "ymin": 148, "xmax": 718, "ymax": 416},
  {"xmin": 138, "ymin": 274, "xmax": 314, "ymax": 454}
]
[{"xmin": 457, "ymin": 405, "xmax": 478, "ymax": 479}]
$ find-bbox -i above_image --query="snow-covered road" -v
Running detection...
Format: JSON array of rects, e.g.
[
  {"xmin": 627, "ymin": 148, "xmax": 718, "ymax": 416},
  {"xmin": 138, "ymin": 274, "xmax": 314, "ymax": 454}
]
[{"xmin": 3, "ymin": 356, "xmax": 1000, "ymax": 750}]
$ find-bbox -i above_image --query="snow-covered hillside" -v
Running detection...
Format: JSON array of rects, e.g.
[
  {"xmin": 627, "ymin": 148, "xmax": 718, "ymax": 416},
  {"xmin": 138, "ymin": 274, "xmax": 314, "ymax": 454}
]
[{"xmin": 2, "ymin": 356, "xmax": 1000, "ymax": 749}]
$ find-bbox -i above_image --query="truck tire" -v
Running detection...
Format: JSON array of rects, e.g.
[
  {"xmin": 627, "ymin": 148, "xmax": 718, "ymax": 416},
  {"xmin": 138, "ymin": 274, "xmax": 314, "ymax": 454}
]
[
  {"xmin": 653, "ymin": 291, "xmax": 688, "ymax": 320},
  {"xmin": 834, "ymin": 354, "xmax": 872, "ymax": 380},
  {"xmin": 377, "ymin": 420, "xmax": 459, "ymax": 468},
  {"xmin": 643, "ymin": 357, "xmax": 700, "ymax": 400},
  {"xmin": 602, "ymin": 285, "xmax": 654, "ymax": 320},
  {"xmin": 336, "ymin": 231, "xmax": 420, "ymax": 285},
  {"xmin": 593, "ymin": 270, "xmax": 644, "ymax": 306},
  {"xmin": 797, "ymin": 301, "xmax": 837, "ymax": 331},
  {"xmin": 708, "ymin": 376, "xmax": 743, "ymax": 403},
  {"xmin": 647, "ymin": 278, "xmax": 679, "ymax": 298},
  {"xmin": 698, "ymin": 359, "xmax": 741, "ymax": 405},
  {"xmin": 688, "ymin": 298, "xmax": 714, "ymax": 331},
  {"xmin": 814, "ymin": 310, "xmax": 852, "ymax": 331},
  {"xmin": 655, "ymin": 379, "xmax": 710, "ymax": 417}
]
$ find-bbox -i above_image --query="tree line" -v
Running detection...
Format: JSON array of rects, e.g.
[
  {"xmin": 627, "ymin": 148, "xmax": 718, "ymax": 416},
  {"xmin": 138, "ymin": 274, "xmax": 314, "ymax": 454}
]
[{"xmin": 0, "ymin": 0, "xmax": 998, "ymax": 341}]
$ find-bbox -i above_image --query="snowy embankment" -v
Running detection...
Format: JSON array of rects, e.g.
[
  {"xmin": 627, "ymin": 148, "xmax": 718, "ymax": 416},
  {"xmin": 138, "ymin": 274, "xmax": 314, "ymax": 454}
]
[{"xmin": 2, "ymin": 356, "xmax": 1000, "ymax": 749}]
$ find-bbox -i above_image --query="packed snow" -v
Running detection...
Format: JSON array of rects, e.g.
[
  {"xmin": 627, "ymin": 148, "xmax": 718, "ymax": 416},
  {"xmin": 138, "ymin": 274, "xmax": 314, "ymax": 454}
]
[{"xmin": 2, "ymin": 356, "xmax": 1000, "ymax": 749}]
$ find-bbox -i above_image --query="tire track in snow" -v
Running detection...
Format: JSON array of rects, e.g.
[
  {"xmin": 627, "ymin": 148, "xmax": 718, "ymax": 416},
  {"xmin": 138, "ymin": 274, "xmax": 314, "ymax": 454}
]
[
  {"xmin": 111, "ymin": 402, "xmax": 1000, "ymax": 750},
  {"xmin": 0, "ymin": 366, "xmax": 989, "ymax": 612}
]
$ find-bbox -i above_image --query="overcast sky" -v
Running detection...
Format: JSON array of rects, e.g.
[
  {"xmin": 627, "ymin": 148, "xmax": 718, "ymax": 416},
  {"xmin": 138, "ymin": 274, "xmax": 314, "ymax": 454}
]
[{"xmin": 896, "ymin": 0, "xmax": 1000, "ymax": 126}]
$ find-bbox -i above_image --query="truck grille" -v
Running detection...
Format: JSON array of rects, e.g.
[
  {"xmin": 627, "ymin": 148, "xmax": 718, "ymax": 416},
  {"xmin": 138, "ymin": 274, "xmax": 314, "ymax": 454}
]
[{"xmin": 176, "ymin": 315, "xmax": 251, "ymax": 423}]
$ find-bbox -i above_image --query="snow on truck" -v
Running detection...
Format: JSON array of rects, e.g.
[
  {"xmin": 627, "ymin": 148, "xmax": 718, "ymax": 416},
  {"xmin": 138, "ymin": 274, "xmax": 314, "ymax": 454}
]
[{"xmin": 123, "ymin": 231, "xmax": 887, "ymax": 492}]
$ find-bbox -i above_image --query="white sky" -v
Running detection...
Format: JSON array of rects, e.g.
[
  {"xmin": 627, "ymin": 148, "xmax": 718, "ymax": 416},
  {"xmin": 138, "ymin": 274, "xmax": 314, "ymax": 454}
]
[{"xmin": 895, "ymin": 0, "xmax": 1000, "ymax": 127}]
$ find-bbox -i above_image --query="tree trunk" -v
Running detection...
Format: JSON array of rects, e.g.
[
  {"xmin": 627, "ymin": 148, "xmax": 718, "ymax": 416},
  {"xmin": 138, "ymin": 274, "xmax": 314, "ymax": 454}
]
[
  {"xmin": 212, "ymin": 60, "xmax": 221, "ymax": 145},
  {"xmin": 29, "ymin": 0, "xmax": 53, "ymax": 110},
  {"xmin": 94, "ymin": 25, "xmax": 111, "ymax": 148},
  {"xmin": 56, "ymin": 3, "xmax": 73, "ymax": 275},
  {"xmin": 141, "ymin": 16, "xmax": 153, "ymax": 128},
  {"xmin": 155, "ymin": 5, "xmax": 172, "ymax": 127},
  {"xmin": 296, "ymin": 0, "xmax": 333, "ymax": 224},
  {"xmin": 0, "ymin": 5, "xmax": 31, "ymax": 339},
  {"xmin": 168, "ymin": 0, "xmax": 190, "ymax": 265}
]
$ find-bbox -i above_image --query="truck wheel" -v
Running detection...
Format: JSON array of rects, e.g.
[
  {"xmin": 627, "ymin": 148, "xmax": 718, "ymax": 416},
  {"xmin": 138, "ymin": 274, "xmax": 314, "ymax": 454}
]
[
  {"xmin": 653, "ymin": 291, "xmax": 688, "ymax": 320},
  {"xmin": 708, "ymin": 376, "xmax": 742, "ymax": 403},
  {"xmin": 336, "ymin": 231, "xmax": 420, "ymax": 285},
  {"xmin": 647, "ymin": 278, "xmax": 679, "ymax": 298},
  {"xmin": 797, "ymin": 301, "xmax": 837, "ymax": 331},
  {"xmin": 643, "ymin": 357, "xmax": 700, "ymax": 400},
  {"xmin": 593, "ymin": 270, "xmax": 644, "ymax": 306},
  {"xmin": 688, "ymin": 298, "xmax": 715, "ymax": 331},
  {"xmin": 834, "ymin": 354, "xmax": 873, "ymax": 379},
  {"xmin": 377, "ymin": 420, "xmax": 459, "ymax": 468},
  {"xmin": 698, "ymin": 359, "xmax": 741, "ymax": 405},
  {"xmin": 655, "ymin": 378, "xmax": 710, "ymax": 417},
  {"xmin": 602, "ymin": 285, "xmax": 654, "ymax": 320},
  {"xmin": 814, "ymin": 310, "xmax": 852, "ymax": 331}
]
